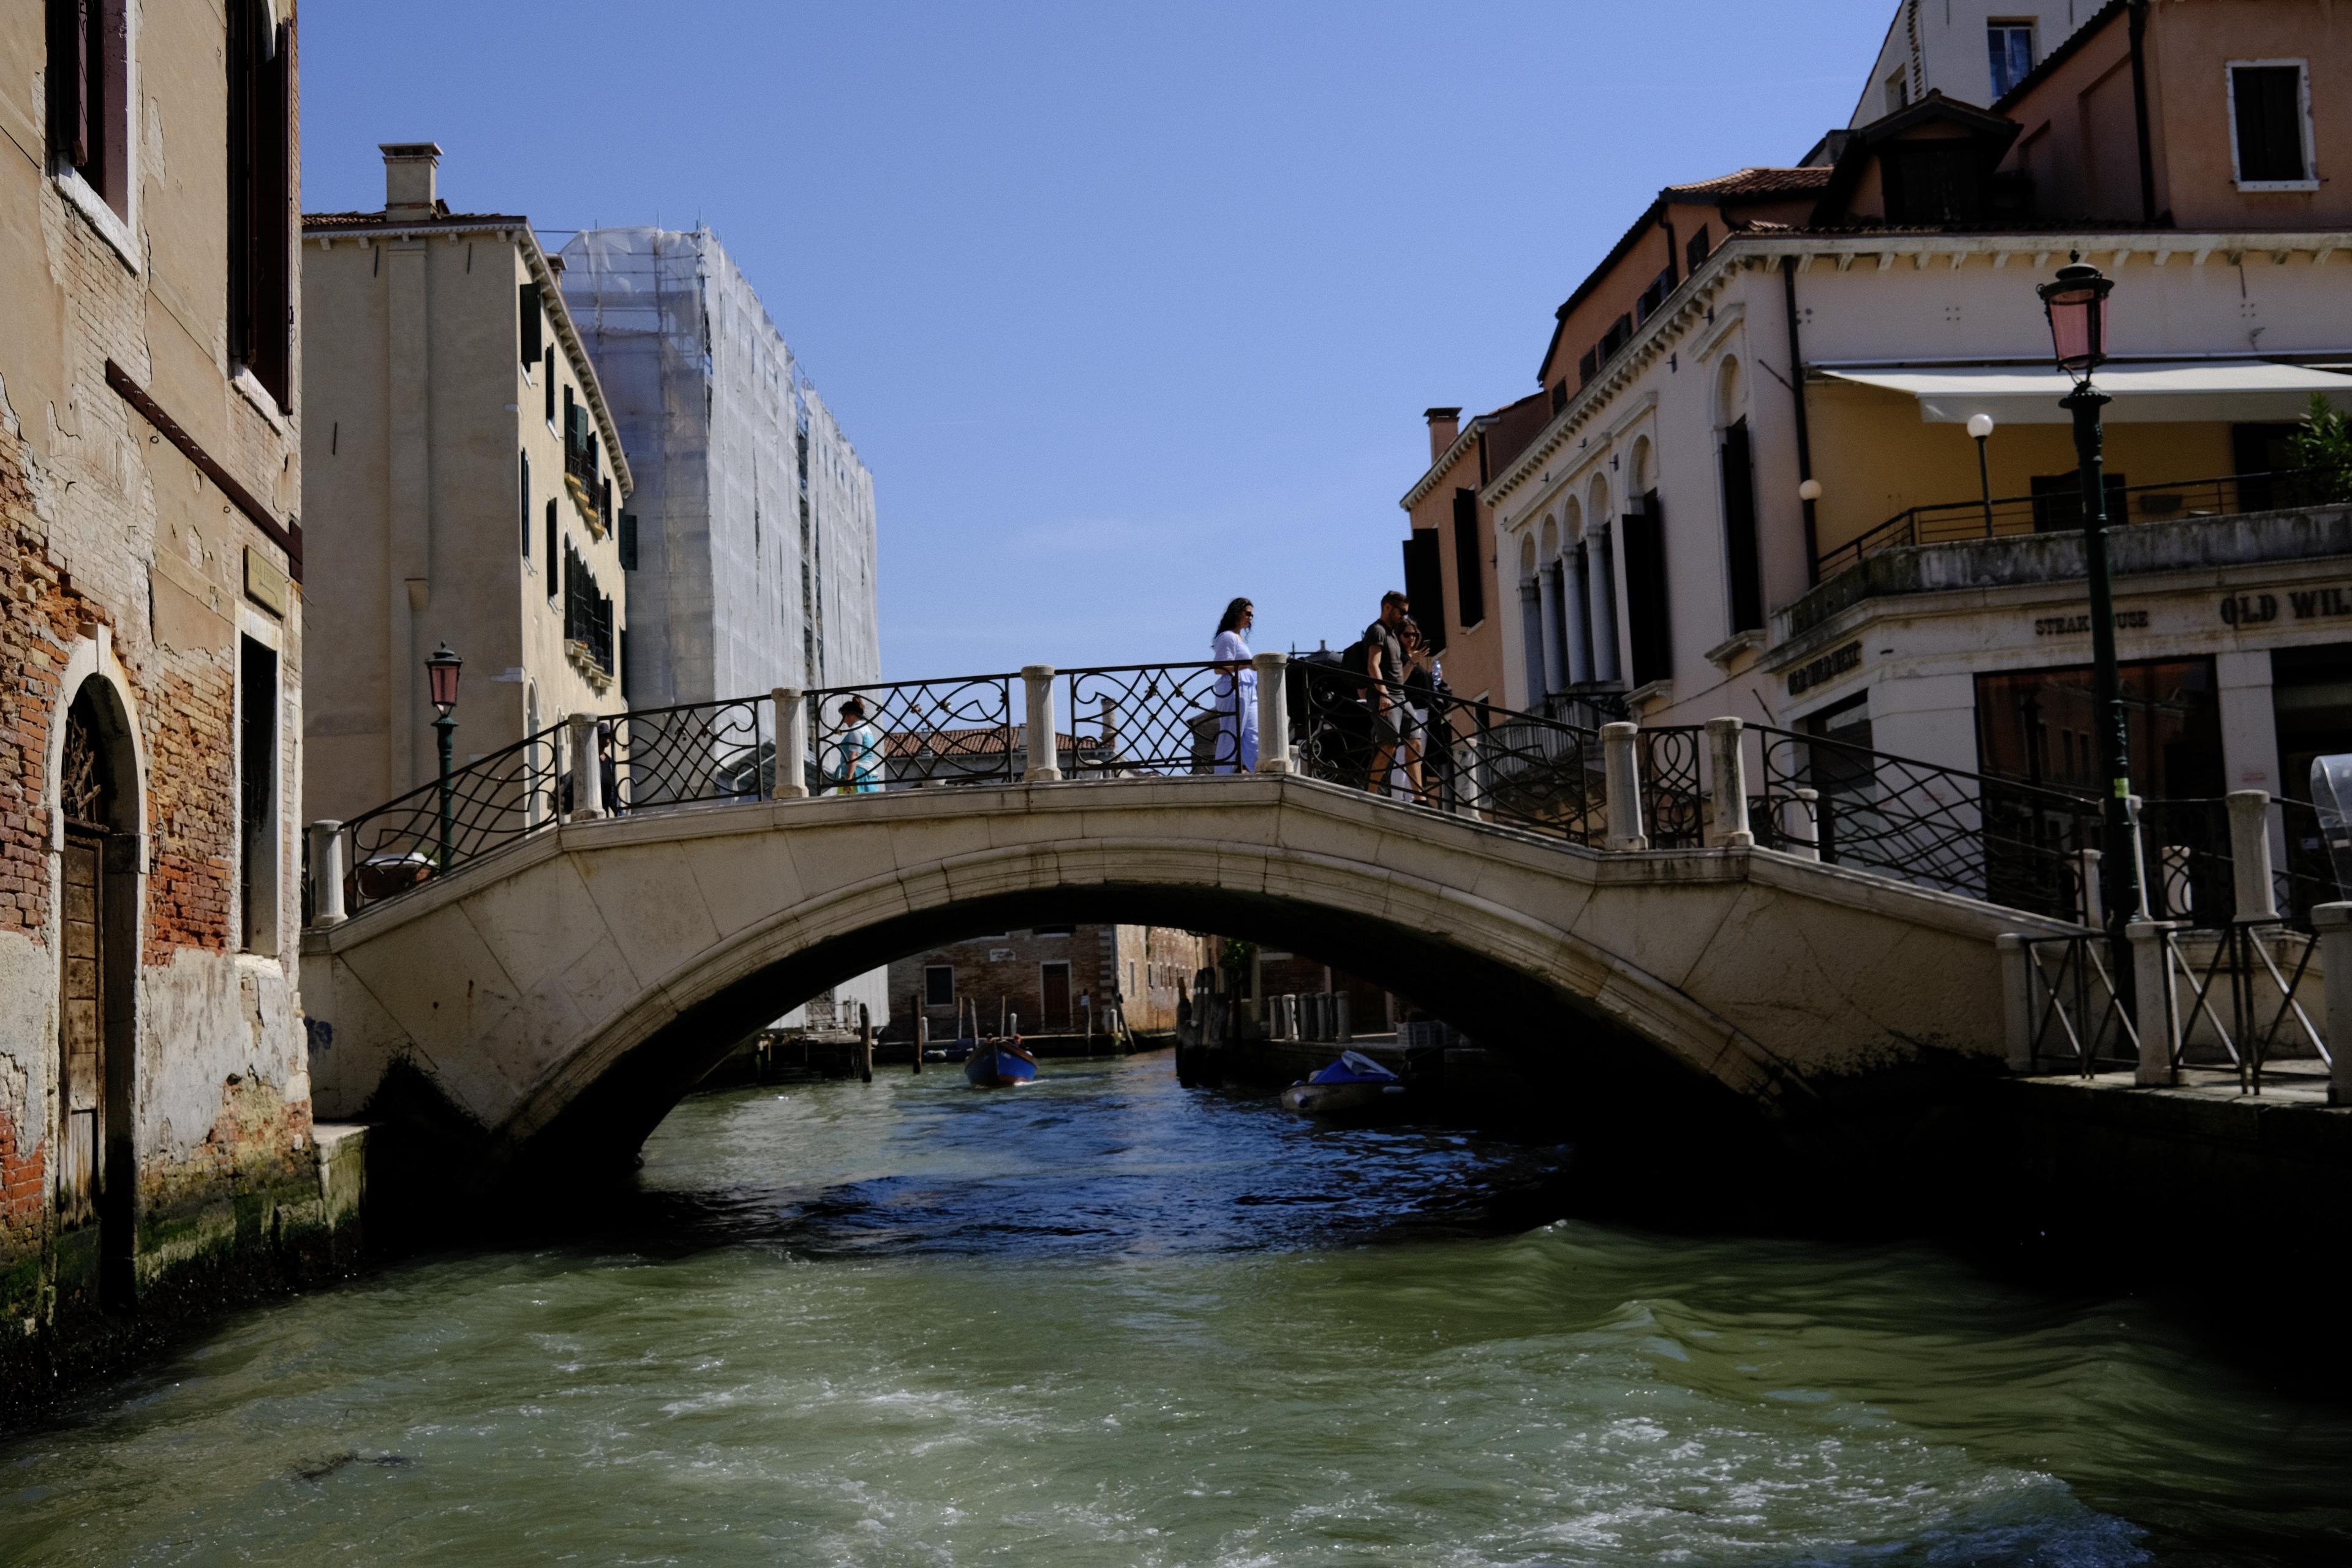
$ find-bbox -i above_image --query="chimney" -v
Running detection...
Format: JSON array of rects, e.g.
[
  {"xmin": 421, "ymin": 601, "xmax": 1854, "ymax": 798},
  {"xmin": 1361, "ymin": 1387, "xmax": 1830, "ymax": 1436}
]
[
  {"xmin": 1424, "ymin": 407, "xmax": 1462, "ymax": 465},
  {"xmin": 380, "ymin": 141, "xmax": 443, "ymax": 220}
]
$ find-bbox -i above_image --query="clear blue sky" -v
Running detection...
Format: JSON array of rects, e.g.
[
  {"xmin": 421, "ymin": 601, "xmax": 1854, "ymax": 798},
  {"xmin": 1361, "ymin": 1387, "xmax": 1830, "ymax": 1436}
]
[{"xmin": 300, "ymin": 1, "xmax": 1893, "ymax": 679}]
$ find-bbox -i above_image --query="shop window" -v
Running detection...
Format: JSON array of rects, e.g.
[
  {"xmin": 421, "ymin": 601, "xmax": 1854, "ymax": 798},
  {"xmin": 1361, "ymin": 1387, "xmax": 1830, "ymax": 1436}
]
[
  {"xmin": 924, "ymin": 965, "xmax": 954, "ymax": 1007},
  {"xmin": 1973, "ymin": 658, "xmax": 2223, "ymax": 800},
  {"xmin": 2229, "ymin": 62, "xmax": 2315, "ymax": 188}
]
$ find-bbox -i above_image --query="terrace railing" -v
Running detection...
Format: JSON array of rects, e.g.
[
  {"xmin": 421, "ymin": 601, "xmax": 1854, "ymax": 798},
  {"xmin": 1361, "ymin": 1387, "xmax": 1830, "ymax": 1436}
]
[{"xmin": 1815, "ymin": 469, "xmax": 2319, "ymax": 580}]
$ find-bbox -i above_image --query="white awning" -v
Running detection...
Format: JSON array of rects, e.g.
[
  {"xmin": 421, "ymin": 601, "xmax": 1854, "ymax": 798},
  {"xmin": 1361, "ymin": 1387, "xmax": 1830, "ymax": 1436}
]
[{"xmin": 1814, "ymin": 360, "xmax": 2352, "ymax": 424}]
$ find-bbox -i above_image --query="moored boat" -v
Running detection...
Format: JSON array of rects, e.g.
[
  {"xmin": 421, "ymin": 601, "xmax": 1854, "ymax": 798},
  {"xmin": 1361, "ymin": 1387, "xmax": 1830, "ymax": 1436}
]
[
  {"xmin": 964, "ymin": 1036, "xmax": 1039, "ymax": 1088},
  {"xmin": 1280, "ymin": 1049, "xmax": 1406, "ymax": 1119}
]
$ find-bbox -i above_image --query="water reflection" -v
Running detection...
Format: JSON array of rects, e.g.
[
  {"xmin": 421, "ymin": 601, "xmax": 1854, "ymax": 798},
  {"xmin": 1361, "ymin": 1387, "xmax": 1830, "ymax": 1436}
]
[{"xmin": 2, "ymin": 1052, "xmax": 2347, "ymax": 1566}]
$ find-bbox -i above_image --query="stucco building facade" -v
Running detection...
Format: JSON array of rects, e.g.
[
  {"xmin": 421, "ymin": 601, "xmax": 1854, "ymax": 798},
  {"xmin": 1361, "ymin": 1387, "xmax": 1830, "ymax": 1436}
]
[
  {"xmin": 2, "ymin": 0, "xmax": 337, "ymax": 1363},
  {"xmin": 301, "ymin": 145, "xmax": 633, "ymax": 835},
  {"xmin": 885, "ymin": 924, "xmax": 1210, "ymax": 1044}
]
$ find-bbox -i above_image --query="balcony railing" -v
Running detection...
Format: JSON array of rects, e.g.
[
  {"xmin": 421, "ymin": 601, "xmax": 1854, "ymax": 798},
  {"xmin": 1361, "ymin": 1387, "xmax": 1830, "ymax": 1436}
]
[{"xmin": 1815, "ymin": 469, "xmax": 2321, "ymax": 580}]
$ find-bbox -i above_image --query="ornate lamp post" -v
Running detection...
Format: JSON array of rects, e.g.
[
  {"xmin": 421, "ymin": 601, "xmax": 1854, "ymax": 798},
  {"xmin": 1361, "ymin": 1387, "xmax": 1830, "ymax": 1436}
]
[
  {"xmin": 426, "ymin": 642, "xmax": 463, "ymax": 872},
  {"xmin": 2036, "ymin": 256, "xmax": 2138, "ymax": 957}
]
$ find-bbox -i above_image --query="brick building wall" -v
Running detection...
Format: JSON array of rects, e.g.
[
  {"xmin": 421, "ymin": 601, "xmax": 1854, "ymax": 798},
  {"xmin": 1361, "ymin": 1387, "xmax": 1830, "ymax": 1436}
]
[
  {"xmin": 884, "ymin": 924, "xmax": 1212, "ymax": 1042},
  {"xmin": 1, "ymin": 3, "xmax": 321, "ymax": 1354}
]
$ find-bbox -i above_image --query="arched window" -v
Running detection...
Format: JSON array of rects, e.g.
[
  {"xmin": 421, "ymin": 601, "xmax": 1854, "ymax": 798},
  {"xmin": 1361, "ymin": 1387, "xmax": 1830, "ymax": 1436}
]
[{"xmin": 1539, "ymin": 517, "xmax": 1558, "ymax": 561}]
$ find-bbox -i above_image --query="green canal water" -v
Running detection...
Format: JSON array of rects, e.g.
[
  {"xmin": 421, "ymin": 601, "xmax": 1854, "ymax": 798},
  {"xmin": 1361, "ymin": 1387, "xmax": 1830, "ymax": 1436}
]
[{"xmin": 4, "ymin": 1050, "xmax": 2350, "ymax": 1565}]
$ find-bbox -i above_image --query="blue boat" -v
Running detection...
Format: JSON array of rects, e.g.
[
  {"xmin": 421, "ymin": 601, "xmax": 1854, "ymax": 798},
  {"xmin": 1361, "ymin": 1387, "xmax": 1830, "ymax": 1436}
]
[
  {"xmin": 1280, "ymin": 1049, "xmax": 1406, "ymax": 1119},
  {"xmin": 965, "ymin": 1037, "xmax": 1039, "ymax": 1088}
]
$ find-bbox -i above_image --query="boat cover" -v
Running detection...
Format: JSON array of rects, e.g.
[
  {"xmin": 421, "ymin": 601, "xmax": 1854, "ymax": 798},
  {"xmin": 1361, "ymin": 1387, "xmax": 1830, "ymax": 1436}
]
[{"xmin": 1308, "ymin": 1050, "xmax": 1400, "ymax": 1085}]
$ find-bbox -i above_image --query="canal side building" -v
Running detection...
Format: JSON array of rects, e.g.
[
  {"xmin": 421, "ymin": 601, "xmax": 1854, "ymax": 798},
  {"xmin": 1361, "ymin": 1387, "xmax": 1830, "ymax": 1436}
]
[
  {"xmin": 556, "ymin": 225, "xmax": 886, "ymax": 1033},
  {"xmin": 2, "ymin": 0, "xmax": 342, "ymax": 1358},
  {"xmin": 300, "ymin": 145, "xmax": 634, "ymax": 834},
  {"xmin": 1464, "ymin": 0, "xmax": 2352, "ymax": 846},
  {"xmin": 885, "ymin": 925, "xmax": 1211, "ymax": 1044}
]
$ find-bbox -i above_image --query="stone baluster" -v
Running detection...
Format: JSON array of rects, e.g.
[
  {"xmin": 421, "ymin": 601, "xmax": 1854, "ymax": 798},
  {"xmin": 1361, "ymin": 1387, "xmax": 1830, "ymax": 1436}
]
[
  {"xmin": 1704, "ymin": 717, "xmax": 1754, "ymax": 849},
  {"xmin": 1023, "ymin": 665, "xmax": 1061, "ymax": 783},
  {"xmin": 307, "ymin": 821, "xmax": 347, "ymax": 927},
  {"xmin": 1779, "ymin": 788, "xmax": 1820, "ymax": 860},
  {"xmin": 1253, "ymin": 651, "xmax": 1291, "ymax": 775},
  {"xmin": 1997, "ymin": 933, "xmax": 2034, "ymax": 1072},
  {"xmin": 2313, "ymin": 902, "xmax": 2352, "ymax": 1106},
  {"xmin": 772, "ymin": 686, "xmax": 809, "ymax": 799},
  {"xmin": 2227, "ymin": 789, "xmax": 2277, "ymax": 922},
  {"xmin": 2128, "ymin": 919, "xmax": 2180, "ymax": 1086},
  {"xmin": 2076, "ymin": 847, "xmax": 2103, "ymax": 929},
  {"xmin": 567, "ymin": 713, "xmax": 604, "ymax": 821},
  {"xmin": 1602, "ymin": 721, "xmax": 1647, "ymax": 851}
]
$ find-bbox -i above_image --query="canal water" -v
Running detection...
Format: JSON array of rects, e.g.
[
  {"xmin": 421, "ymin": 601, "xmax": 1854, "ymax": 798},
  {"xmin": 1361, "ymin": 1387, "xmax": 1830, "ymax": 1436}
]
[{"xmin": 4, "ymin": 1052, "xmax": 2348, "ymax": 1566}]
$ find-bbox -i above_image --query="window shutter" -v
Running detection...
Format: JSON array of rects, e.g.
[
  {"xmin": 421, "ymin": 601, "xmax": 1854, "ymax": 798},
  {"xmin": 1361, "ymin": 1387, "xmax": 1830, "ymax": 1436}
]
[
  {"xmin": 543, "ymin": 349, "xmax": 556, "ymax": 421},
  {"xmin": 519, "ymin": 283, "xmax": 543, "ymax": 364},
  {"xmin": 519, "ymin": 453, "xmax": 530, "ymax": 556},
  {"xmin": 545, "ymin": 499, "xmax": 558, "ymax": 592},
  {"xmin": 253, "ymin": 24, "xmax": 292, "ymax": 405},
  {"xmin": 1720, "ymin": 421, "xmax": 1763, "ymax": 632},
  {"xmin": 619, "ymin": 511, "xmax": 638, "ymax": 570},
  {"xmin": 1401, "ymin": 530, "xmax": 1445, "ymax": 655},
  {"xmin": 48, "ymin": 0, "xmax": 90, "ymax": 168},
  {"xmin": 92, "ymin": 0, "xmax": 126, "ymax": 211},
  {"xmin": 1450, "ymin": 488, "xmax": 1485, "ymax": 628},
  {"xmin": 2233, "ymin": 66, "xmax": 2306, "ymax": 182},
  {"xmin": 1686, "ymin": 225, "xmax": 1709, "ymax": 274}
]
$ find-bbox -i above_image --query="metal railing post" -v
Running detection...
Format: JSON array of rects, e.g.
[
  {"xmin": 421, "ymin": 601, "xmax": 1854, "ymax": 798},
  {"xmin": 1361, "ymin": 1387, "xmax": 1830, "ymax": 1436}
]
[
  {"xmin": 1998, "ymin": 933, "xmax": 2034, "ymax": 1072},
  {"xmin": 772, "ymin": 687, "xmax": 809, "ymax": 799},
  {"xmin": 2315, "ymin": 902, "xmax": 2352, "ymax": 1106},
  {"xmin": 567, "ymin": 713, "xmax": 604, "ymax": 821},
  {"xmin": 2128, "ymin": 919, "xmax": 2179, "ymax": 1085},
  {"xmin": 1602, "ymin": 721, "xmax": 1647, "ymax": 850},
  {"xmin": 1022, "ymin": 665, "xmax": 1061, "ymax": 783},
  {"xmin": 2227, "ymin": 789, "xmax": 2277, "ymax": 922},
  {"xmin": 1253, "ymin": 651, "xmax": 1291, "ymax": 775},
  {"xmin": 1704, "ymin": 717, "xmax": 1754, "ymax": 849},
  {"xmin": 307, "ymin": 821, "xmax": 347, "ymax": 927}
]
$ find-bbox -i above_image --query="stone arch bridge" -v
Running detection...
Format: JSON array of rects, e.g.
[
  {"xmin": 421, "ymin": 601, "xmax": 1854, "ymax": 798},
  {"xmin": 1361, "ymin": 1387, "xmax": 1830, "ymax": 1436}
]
[{"xmin": 299, "ymin": 662, "xmax": 2088, "ymax": 1194}]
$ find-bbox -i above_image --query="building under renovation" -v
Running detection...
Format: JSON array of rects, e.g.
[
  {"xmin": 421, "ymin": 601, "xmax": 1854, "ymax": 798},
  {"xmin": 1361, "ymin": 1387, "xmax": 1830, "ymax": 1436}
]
[{"xmin": 558, "ymin": 226, "xmax": 885, "ymax": 1030}]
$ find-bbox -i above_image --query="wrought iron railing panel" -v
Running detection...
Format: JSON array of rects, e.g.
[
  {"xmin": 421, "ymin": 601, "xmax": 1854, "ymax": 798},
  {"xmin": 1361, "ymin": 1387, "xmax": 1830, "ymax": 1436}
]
[
  {"xmin": 337, "ymin": 722, "xmax": 565, "ymax": 912},
  {"xmin": 2154, "ymin": 924, "xmax": 2331, "ymax": 1091},
  {"xmin": 810, "ymin": 674, "xmax": 1018, "ymax": 792},
  {"xmin": 1637, "ymin": 726, "xmax": 1706, "ymax": 850},
  {"xmin": 608, "ymin": 696, "xmax": 770, "ymax": 812},
  {"xmin": 2021, "ymin": 933, "xmax": 2139, "ymax": 1076},
  {"xmin": 1065, "ymin": 663, "xmax": 1241, "ymax": 777},
  {"xmin": 1750, "ymin": 724, "xmax": 2102, "ymax": 920}
]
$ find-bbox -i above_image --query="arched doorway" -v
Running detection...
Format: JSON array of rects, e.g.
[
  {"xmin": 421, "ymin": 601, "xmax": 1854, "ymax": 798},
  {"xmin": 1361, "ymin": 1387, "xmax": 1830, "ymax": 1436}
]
[{"xmin": 55, "ymin": 679, "xmax": 139, "ymax": 1308}]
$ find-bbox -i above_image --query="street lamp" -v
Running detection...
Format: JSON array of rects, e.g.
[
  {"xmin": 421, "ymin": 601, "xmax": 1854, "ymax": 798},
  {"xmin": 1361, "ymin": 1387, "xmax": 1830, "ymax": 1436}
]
[
  {"xmin": 1967, "ymin": 412, "xmax": 1996, "ymax": 535},
  {"xmin": 426, "ymin": 642, "xmax": 463, "ymax": 872},
  {"xmin": 2035, "ymin": 255, "xmax": 2138, "ymax": 963}
]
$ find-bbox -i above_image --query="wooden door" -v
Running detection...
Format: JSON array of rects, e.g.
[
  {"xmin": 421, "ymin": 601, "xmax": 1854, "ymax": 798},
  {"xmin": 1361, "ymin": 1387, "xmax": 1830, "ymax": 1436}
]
[
  {"xmin": 58, "ymin": 829, "xmax": 103, "ymax": 1227},
  {"xmin": 1040, "ymin": 962, "xmax": 1071, "ymax": 1031}
]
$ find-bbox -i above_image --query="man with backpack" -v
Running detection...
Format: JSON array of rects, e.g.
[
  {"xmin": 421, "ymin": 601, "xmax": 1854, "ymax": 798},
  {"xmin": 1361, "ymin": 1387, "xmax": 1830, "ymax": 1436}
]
[{"xmin": 1359, "ymin": 590, "xmax": 1410, "ymax": 794}]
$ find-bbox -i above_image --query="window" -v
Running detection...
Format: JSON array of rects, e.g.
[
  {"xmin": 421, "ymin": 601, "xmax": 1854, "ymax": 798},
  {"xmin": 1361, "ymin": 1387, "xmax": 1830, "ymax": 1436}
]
[
  {"xmin": 1885, "ymin": 143, "xmax": 1988, "ymax": 224},
  {"xmin": 1987, "ymin": 22, "xmax": 2035, "ymax": 99},
  {"xmin": 48, "ymin": 0, "xmax": 129, "ymax": 215},
  {"xmin": 1884, "ymin": 70, "xmax": 1908, "ymax": 116},
  {"xmin": 1975, "ymin": 660, "xmax": 2221, "ymax": 799},
  {"xmin": 1578, "ymin": 346, "xmax": 1600, "ymax": 386},
  {"xmin": 545, "ymin": 499, "xmax": 559, "ymax": 595},
  {"xmin": 1597, "ymin": 313, "xmax": 1634, "ymax": 364},
  {"xmin": 564, "ymin": 541, "xmax": 616, "ymax": 674},
  {"xmin": 1624, "ymin": 492, "xmax": 1672, "ymax": 687},
  {"xmin": 1450, "ymin": 489, "xmax": 1484, "ymax": 628},
  {"xmin": 1635, "ymin": 266, "xmax": 1673, "ymax": 324},
  {"xmin": 619, "ymin": 511, "xmax": 639, "ymax": 571},
  {"xmin": 2229, "ymin": 62, "xmax": 2315, "ymax": 187},
  {"xmin": 238, "ymin": 635, "xmax": 279, "ymax": 952},
  {"xmin": 1719, "ymin": 421, "xmax": 1763, "ymax": 633},
  {"xmin": 1685, "ymin": 225, "xmax": 1710, "ymax": 276},
  {"xmin": 226, "ymin": 2, "xmax": 290, "ymax": 407},
  {"xmin": 520, "ymin": 282, "xmax": 544, "ymax": 364},
  {"xmin": 543, "ymin": 349, "xmax": 556, "ymax": 423},
  {"xmin": 924, "ymin": 965, "xmax": 954, "ymax": 1007},
  {"xmin": 519, "ymin": 453, "xmax": 531, "ymax": 559},
  {"xmin": 1550, "ymin": 380, "xmax": 1567, "ymax": 415}
]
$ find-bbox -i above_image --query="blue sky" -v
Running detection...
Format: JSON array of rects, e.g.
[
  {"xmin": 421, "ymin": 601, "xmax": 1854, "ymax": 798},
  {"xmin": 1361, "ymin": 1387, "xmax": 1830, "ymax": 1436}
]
[{"xmin": 300, "ymin": 1, "xmax": 1894, "ymax": 679}]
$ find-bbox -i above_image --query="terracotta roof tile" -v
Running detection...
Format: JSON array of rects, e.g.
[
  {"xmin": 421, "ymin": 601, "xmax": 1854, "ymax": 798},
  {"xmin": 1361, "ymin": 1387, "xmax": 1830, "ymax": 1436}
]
[{"xmin": 1662, "ymin": 167, "xmax": 1833, "ymax": 200}]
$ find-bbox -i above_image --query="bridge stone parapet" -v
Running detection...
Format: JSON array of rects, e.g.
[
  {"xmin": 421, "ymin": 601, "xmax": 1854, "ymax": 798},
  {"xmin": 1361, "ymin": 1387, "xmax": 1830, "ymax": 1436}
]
[{"xmin": 299, "ymin": 772, "xmax": 2078, "ymax": 1193}]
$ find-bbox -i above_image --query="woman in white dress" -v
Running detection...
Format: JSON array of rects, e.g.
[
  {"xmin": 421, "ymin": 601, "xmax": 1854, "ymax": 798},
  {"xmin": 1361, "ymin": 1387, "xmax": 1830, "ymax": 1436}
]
[{"xmin": 1210, "ymin": 597, "xmax": 1257, "ymax": 774}]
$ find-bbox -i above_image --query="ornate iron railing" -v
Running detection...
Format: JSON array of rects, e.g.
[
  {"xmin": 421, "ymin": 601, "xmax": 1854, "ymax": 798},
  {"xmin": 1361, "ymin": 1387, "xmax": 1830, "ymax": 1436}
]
[
  {"xmin": 1815, "ymin": 468, "xmax": 2319, "ymax": 579},
  {"xmin": 608, "ymin": 695, "xmax": 769, "ymax": 811},
  {"xmin": 2136, "ymin": 796, "xmax": 2339, "ymax": 932},
  {"xmin": 332, "ymin": 722, "xmax": 565, "ymax": 913},
  {"xmin": 1746, "ymin": 723, "xmax": 2107, "ymax": 922},
  {"xmin": 1065, "ymin": 663, "xmax": 1244, "ymax": 777},
  {"xmin": 807, "ymin": 674, "xmax": 1017, "ymax": 791}
]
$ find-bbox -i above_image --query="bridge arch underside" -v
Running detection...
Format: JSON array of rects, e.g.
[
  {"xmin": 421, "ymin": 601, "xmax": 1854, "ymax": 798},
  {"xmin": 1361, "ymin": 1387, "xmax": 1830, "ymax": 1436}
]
[{"xmin": 314, "ymin": 778, "xmax": 2040, "ymax": 1205}]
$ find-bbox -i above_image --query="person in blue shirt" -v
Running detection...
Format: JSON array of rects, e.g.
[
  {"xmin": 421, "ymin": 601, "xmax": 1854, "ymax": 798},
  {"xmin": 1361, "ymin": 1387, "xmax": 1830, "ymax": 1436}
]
[{"xmin": 834, "ymin": 696, "xmax": 883, "ymax": 793}]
